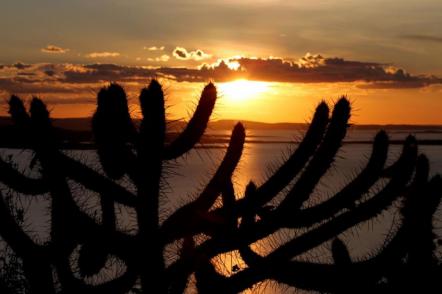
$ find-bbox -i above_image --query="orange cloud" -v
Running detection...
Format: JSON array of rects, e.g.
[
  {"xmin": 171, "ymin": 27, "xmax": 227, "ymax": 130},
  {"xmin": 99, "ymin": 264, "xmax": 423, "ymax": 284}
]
[
  {"xmin": 147, "ymin": 54, "xmax": 170, "ymax": 62},
  {"xmin": 86, "ymin": 52, "xmax": 120, "ymax": 58},
  {"xmin": 144, "ymin": 46, "xmax": 165, "ymax": 51},
  {"xmin": 41, "ymin": 45, "xmax": 69, "ymax": 54}
]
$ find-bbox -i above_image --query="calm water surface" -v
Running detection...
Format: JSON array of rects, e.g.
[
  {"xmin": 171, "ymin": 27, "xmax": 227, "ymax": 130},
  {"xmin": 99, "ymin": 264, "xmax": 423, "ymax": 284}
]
[{"xmin": 1, "ymin": 129, "xmax": 441, "ymax": 293}]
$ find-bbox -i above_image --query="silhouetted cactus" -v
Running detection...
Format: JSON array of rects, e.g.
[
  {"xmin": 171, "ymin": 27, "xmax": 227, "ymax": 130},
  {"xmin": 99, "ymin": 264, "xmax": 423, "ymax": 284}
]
[{"xmin": 0, "ymin": 80, "xmax": 441, "ymax": 293}]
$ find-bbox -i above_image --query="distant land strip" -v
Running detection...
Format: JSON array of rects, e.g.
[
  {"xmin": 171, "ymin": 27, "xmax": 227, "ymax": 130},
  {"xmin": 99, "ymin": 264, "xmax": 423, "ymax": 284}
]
[
  {"xmin": 1, "ymin": 117, "xmax": 442, "ymax": 149},
  {"xmin": 1, "ymin": 117, "xmax": 442, "ymax": 131}
]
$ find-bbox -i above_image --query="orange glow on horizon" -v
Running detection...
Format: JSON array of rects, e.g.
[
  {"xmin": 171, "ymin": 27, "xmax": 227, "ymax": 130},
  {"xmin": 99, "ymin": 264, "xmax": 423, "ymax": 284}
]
[{"xmin": 1, "ymin": 80, "xmax": 442, "ymax": 125}]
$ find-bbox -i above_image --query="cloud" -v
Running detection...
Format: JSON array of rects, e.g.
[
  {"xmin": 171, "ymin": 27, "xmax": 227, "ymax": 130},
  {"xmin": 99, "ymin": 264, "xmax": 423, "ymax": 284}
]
[
  {"xmin": 62, "ymin": 63, "xmax": 157, "ymax": 84},
  {"xmin": 147, "ymin": 55, "xmax": 170, "ymax": 62},
  {"xmin": 400, "ymin": 34, "xmax": 442, "ymax": 43},
  {"xmin": 204, "ymin": 54, "xmax": 441, "ymax": 88},
  {"xmin": 41, "ymin": 45, "xmax": 69, "ymax": 54},
  {"xmin": 172, "ymin": 47, "xmax": 211, "ymax": 61},
  {"xmin": 12, "ymin": 62, "xmax": 32, "ymax": 70},
  {"xmin": 297, "ymin": 53, "xmax": 326, "ymax": 68},
  {"xmin": 86, "ymin": 52, "xmax": 120, "ymax": 58},
  {"xmin": 0, "ymin": 53, "xmax": 441, "ymax": 103},
  {"xmin": 144, "ymin": 46, "xmax": 165, "ymax": 51},
  {"xmin": 60, "ymin": 57, "xmax": 442, "ymax": 87}
]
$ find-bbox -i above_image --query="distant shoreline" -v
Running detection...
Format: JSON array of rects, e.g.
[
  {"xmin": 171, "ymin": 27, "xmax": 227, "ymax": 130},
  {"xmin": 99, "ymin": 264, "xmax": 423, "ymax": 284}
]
[
  {"xmin": 1, "ymin": 139, "xmax": 442, "ymax": 150},
  {"xmin": 1, "ymin": 117, "xmax": 442, "ymax": 132},
  {"xmin": 2, "ymin": 116, "xmax": 442, "ymax": 149}
]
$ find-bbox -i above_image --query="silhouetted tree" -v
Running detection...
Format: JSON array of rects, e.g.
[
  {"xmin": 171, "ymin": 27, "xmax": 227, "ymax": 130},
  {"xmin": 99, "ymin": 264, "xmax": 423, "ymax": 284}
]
[{"xmin": 0, "ymin": 80, "xmax": 441, "ymax": 293}]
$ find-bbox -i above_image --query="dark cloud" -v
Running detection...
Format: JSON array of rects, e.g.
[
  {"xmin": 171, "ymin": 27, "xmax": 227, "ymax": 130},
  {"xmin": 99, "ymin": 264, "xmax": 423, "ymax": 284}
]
[
  {"xmin": 400, "ymin": 34, "xmax": 442, "ymax": 43},
  {"xmin": 13, "ymin": 62, "xmax": 31, "ymax": 70},
  {"xmin": 172, "ymin": 47, "xmax": 211, "ymax": 61},
  {"xmin": 59, "ymin": 57, "xmax": 442, "ymax": 87},
  {"xmin": 173, "ymin": 48, "xmax": 188, "ymax": 59},
  {"xmin": 63, "ymin": 64, "xmax": 157, "ymax": 83},
  {"xmin": 17, "ymin": 72, "xmax": 36, "ymax": 76},
  {"xmin": 0, "ymin": 54, "xmax": 441, "ymax": 100},
  {"xmin": 44, "ymin": 70, "xmax": 56, "ymax": 76},
  {"xmin": 203, "ymin": 55, "xmax": 442, "ymax": 88},
  {"xmin": 0, "ymin": 78, "xmax": 80, "ymax": 94},
  {"xmin": 357, "ymin": 81, "xmax": 431, "ymax": 89}
]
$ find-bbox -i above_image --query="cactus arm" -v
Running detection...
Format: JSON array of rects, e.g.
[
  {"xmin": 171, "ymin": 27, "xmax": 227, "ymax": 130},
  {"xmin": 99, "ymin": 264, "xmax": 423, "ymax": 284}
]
[
  {"xmin": 238, "ymin": 182, "xmax": 265, "ymax": 267},
  {"xmin": 183, "ymin": 101, "xmax": 329, "ymax": 233},
  {"xmin": 225, "ymin": 167, "xmax": 436, "ymax": 294},
  {"xmin": 229, "ymin": 259, "xmax": 392, "ymax": 293},
  {"xmin": 273, "ymin": 160, "xmax": 441, "ymax": 294},
  {"xmin": 77, "ymin": 189, "xmax": 116, "ymax": 277},
  {"xmin": 195, "ymin": 259, "xmax": 229, "ymax": 294},
  {"xmin": 28, "ymin": 98, "xmax": 82, "ymax": 290},
  {"xmin": 332, "ymin": 238, "xmax": 352, "ymax": 265},
  {"xmin": 8, "ymin": 95, "xmax": 31, "ymax": 128},
  {"xmin": 187, "ymin": 123, "xmax": 244, "ymax": 210},
  {"xmin": 82, "ymin": 268, "xmax": 137, "ymax": 294},
  {"xmin": 240, "ymin": 101, "xmax": 329, "ymax": 212},
  {"xmin": 221, "ymin": 180, "xmax": 236, "ymax": 214},
  {"xmin": 168, "ymin": 237, "xmax": 195, "ymax": 294},
  {"xmin": 288, "ymin": 130, "xmax": 389, "ymax": 227},
  {"xmin": 92, "ymin": 84, "xmax": 136, "ymax": 179},
  {"xmin": 0, "ymin": 158, "xmax": 48, "ymax": 194},
  {"xmin": 204, "ymin": 99, "xmax": 332, "ymax": 222},
  {"xmin": 7, "ymin": 95, "xmax": 137, "ymax": 206},
  {"xmin": 61, "ymin": 155, "xmax": 137, "ymax": 206},
  {"xmin": 400, "ymin": 154, "xmax": 441, "ymax": 267},
  {"xmin": 161, "ymin": 123, "xmax": 245, "ymax": 241},
  {"xmin": 163, "ymin": 83, "xmax": 217, "ymax": 160},
  {"xmin": 24, "ymin": 98, "xmax": 135, "ymax": 291},
  {"xmin": 56, "ymin": 262, "xmax": 137, "ymax": 294},
  {"xmin": 135, "ymin": 79, "xmax": 168, "ymax": 292},
  {"xmin": 220, "ymin": 180, "xmax": 237, "ymax": 230},
  {"xmin": 166, "ymin": 135, "xmax": 417, "ymax": 279},
  {"xmin": 0, "ymin": 190, "xmax": 55, "ymax": 293},
  {"xmin": 277, "ymin": 97, "xmax": 351, "ymax": 212},
  {"xmin": 0, "ymin": 191, "xmax": 41, "ymax": 259},
  {"xmin": 267, "ymin": 137, "xmax": 417, "ymax": 263}
]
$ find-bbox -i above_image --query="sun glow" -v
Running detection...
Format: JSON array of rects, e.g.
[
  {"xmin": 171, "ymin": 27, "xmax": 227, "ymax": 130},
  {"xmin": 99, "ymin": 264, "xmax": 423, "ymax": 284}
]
[{"xmin": 218, "ymin": 79, "xmax": 270, "ymax": 104}]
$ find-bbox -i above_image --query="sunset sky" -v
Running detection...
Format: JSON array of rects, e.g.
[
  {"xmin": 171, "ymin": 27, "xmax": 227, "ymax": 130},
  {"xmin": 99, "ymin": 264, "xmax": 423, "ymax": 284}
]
[{"xmin": 1, "ymin": 0, "xmax": 441, "ymax": 124}]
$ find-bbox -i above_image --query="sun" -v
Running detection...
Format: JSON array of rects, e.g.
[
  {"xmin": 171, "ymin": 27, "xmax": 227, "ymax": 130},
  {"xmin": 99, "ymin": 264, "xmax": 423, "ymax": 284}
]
[{"xmin": 218, "ymin": 79, "xmax": 270, "ymax": 104}]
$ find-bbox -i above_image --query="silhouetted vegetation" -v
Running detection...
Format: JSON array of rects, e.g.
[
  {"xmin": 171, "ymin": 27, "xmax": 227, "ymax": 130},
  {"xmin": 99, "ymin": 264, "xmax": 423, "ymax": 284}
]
[{"xmin": 0, "ymin": 80, "xmax": 441, "ymax": 293}]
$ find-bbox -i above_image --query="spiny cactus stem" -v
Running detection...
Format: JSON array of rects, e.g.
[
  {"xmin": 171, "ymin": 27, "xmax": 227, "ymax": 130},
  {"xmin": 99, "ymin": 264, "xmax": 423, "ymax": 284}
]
[
  {"xmin": 161, "ymin": 123, "xmax": 244, "ymax": 242},
  {"xmin": 278, "ymin": 97, "xmax": 351, "ymax": 212},
  {"xmin": 241, "ymin": 101, "xmax": 329, "ymax": 213},
  {"xmin": 0, "ymin": 190, "xmax": 54, "ymax": 293},
  {"xmin": 332, "ymin": 238, "xmax": 352, "ymax": 265},
  {"xmin": 169, "ymin": 136, "xmax": 418, "ymax": 277},
  {"xmin": 60, "ymin": 155, "xmax": 137, "ymax": 206},
  {"xmin": 0, "ymin": 158, "xmax": 48, "ymax": 194},
  {"xmin": 267, "ymin": 138, "xmax": 417, "ymax": 263},
  {"xmin": 163, "ymin": 82, "xmax": 217, "ymax": 160},
  {"xmin": 287, "ymin": 130, "xmax": 389, "ymax": 227},
  {"xmin": 0, "ymin": 192, "xmax": 42, "ymax": 259},
  {"xmin": 137, "ymin": 80, "xmax": 167, "ymax": 292}
]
